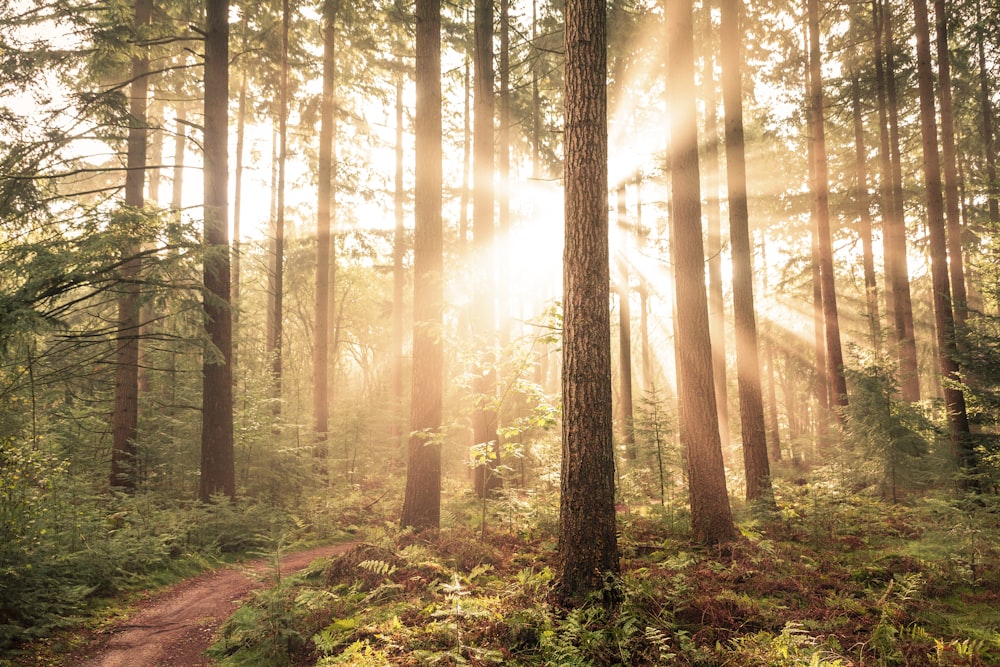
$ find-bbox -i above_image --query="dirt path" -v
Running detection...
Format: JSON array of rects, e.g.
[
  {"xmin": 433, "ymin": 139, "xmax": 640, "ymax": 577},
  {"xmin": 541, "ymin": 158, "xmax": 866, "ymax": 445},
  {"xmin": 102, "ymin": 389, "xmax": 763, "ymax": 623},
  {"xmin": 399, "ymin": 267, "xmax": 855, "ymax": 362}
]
[{"xmin": 69, "ymin": 543, "xmax": 355, "ymax": 667}]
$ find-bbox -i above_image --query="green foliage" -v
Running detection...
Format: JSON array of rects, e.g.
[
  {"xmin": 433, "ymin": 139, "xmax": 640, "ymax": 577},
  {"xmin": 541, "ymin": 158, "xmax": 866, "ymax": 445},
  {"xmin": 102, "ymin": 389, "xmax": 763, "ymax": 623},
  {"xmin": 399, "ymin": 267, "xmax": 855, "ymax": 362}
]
[{"xmin": 842, "ymin": 359, "xmax": 937, "ymax": 501}]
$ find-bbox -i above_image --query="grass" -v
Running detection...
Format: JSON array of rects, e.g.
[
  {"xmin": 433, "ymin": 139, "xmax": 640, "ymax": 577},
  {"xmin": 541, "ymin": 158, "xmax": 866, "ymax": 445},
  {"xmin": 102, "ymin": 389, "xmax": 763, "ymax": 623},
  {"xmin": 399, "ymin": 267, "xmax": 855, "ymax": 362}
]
[{"xmin": 205, "ymin": 482, "xmax": 1000, "ymax": 666}]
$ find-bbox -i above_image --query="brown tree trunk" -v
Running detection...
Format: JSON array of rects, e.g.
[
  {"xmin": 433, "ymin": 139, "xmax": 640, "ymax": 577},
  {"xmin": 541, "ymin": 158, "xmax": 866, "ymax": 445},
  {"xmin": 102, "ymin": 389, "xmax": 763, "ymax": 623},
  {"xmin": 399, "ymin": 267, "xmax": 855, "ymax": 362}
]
[
  {"xmin": 976, "ymin": 0, "xmax": 999, "ymax": 226},
  {"xmin": 111, "ymin": 0, "xmax": 153, "ymax": 493},
  {"xmin": 667, "ymin": 0, "xmax": 736, "ymax": 545},
  {"xmin": 498, "ymin": 0, "xmax": 511, "ymax": 347},
  {"xmin": 315, "ymin": 0, "xmax": 337, "ymax": 454},
  {"xmin": 232, "ymin": 16, "xmax": 247, "ymax": 384},
  {"xmin": 852, "ymin": 75, "xmax": 880, "ymax": 350},
  {"xmin": 472, "ymin": 0, "xmax": 499, "ymax": 498},
  {"xmin": 911, "ymin": 0, "xmax": 975, "ymax": 474},
  {"xmin": 807, "ymin": 0, "xmax": 848, "ymax": 414},
  {"xmin": 559, "ymin": 0, "xmax": 619, "ymax": 598},
  {"xmin": 881, "ymin": 0, "xmax": 920, "ymax": 400},
  {"xmin": 171, "ymin": 101, "xmax": 185, "ymax": 213},
  {"xmin": 616, "ymin": 183, "xmax": 636, "ymax": 459},
  {"xmin": 269, "ymin": 0, "xmax": 290, "ymax": 410},
  {"xmin": 200, "ymin": 0, "xmax": 235, "ymax": 502},
  {"xmin": 702, "ymin": 35, "xmax": 730, "ymax": 457},
  {"xmin": 401, "ymin": 0, "xmax": 444, "ymax": 530},
  {"xmin": 934, "ymin": 0, "xmax": 967, "ymax": 327},
  {"xmin": 721, "ymin": 0, "xmax": 772, "ymax": 505},
  {"xmin": 391, "ymin": 70, "xmax": 406, "ymax": 444}
]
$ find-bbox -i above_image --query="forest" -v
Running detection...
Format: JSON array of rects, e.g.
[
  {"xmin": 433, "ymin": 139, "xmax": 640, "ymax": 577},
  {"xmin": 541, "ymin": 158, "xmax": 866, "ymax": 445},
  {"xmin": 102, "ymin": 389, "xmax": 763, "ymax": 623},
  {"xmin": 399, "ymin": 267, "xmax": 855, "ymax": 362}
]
[{"xmin": 1, "ymin": 0, "xmax": 1000, "ymax": 664}]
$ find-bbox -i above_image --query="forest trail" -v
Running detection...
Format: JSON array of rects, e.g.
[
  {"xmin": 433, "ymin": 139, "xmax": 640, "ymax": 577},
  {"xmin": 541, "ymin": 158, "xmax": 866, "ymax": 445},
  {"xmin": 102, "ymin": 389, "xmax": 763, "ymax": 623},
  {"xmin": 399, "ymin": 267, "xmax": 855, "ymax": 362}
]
[{"xmin": 69, "ymin": 542, "xmax": 356, "ymax": 667}]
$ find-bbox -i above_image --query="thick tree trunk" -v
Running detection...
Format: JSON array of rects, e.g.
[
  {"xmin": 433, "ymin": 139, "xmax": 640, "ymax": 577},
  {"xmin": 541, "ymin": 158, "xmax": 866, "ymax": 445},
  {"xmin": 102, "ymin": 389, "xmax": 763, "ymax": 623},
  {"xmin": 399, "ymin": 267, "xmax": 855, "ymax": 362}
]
[
  {"xmin": 401, "ymin": 0, "xmax": 444, "ymax": 530},
  {"xmin": 199, "ymin": 0, "xmax": 235, "ymax": 502},
  {"xmin": 721, "ymin": 0, "xmax": 772, "ymax": 505},
  {"xmin": 882, "ymin": 0, "xmax": 920, "ymax": 400},
  {"xmin": 315, "ymin": 1, "xmax": 337, "ymax": 454},
  {"xmin": 111, "ymin": 0, "xmax": 153, "ymax": 493},
  {"xmin": 472, "ymin": 0, "xmax": 500, "ymax": 498},
  {"xmin": 667, "ymin": 0, "xmax": 736, "ymax": 545},
  {"xmin": 807, "ymin": 0, "xmax": 848, "ymax": 415},
  {"xmin": 933, "ymin": 0, "xmax": 968, "ymax": 327},
  {"xmin": 911, "ymin": 0, "xmax": 975, "ymax": 474},
  {"xmin": 559, "ymin": 0, "xmax": 619, "ymax": 598}
]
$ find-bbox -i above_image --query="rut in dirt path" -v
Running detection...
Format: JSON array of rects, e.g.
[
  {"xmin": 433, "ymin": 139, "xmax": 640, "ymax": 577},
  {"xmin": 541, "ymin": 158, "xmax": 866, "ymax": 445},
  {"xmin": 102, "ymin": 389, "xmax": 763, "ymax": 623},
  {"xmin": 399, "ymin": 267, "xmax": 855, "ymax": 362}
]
[{"xmin": 71, "ymin": 543, "xmax": 356, "ymax": 667}]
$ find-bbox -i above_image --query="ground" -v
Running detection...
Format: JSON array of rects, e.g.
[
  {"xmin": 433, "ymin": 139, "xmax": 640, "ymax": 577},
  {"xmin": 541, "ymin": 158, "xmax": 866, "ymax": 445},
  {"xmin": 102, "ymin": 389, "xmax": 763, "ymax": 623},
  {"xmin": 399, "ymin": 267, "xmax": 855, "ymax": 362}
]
[{"xmin": 64, "ymin": 544, "xmax": 354, "ymax": 667}]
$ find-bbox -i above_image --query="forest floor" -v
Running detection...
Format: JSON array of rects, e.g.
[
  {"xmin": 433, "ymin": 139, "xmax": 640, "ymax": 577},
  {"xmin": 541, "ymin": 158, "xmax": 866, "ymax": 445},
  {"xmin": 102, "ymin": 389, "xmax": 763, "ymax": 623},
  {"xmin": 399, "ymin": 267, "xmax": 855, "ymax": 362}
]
[{"xmin": 47, "ymin": 543, "xmax": 355, "ymax": 667}]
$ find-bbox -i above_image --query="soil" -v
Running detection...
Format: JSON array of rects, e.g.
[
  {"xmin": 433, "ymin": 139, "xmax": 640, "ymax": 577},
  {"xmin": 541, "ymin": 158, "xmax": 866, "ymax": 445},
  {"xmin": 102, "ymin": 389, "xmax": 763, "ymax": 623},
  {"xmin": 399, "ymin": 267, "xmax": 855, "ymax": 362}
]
[{"xmin": 66, "ymin": 543, "xmax": 356, "ymax": 667}]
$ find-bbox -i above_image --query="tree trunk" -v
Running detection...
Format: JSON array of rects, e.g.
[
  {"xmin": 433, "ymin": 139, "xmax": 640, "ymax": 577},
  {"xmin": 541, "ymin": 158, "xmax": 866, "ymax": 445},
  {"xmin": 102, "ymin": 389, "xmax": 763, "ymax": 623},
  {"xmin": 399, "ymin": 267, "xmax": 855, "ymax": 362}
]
[
  {"xmin": 269, "ymin": 0, "xmax": 290, "ymax": 410},
  {"xmin": 315, "ymin": 0, "xmax": 337, "ymax": 454},
  {"xmin": 400, "ymin": 0, "xmax": 443, "ymax": 530},
  {"xmin": 559, "ymin": 0, "xmax": 619, "ymax": 598},
  {"xmin": 616, "ymin": 183, "xmax": 636, "ymax": 459},
  {"xmin": 807, "ymin": 0, "xmax": 848, "ymax": 414},
  {"xmin": 199, "ymin": 0, "xmax": 235, "ymax": 502},
  {"xmin": 721, "ymin": 0, "xmax": 772, "ymax": 505},
  {"xmin": 702, "ymin": 34, "xmax": 730, "ymax": 458},
  {"xmin": 976, "ymin": 0, "xmax": 999, "ymax": 226},
  {"xmin": 171, "ymin": 98, "xmax": 185, "ymax": 213},
  {"xmin": 933, "ymin": 0, "xmax": 967, "ymax": 327},
  {"xmin": 498, "ymin": 0, "xmax": 511, "ymax": 346},
  {"xmin": 852, "ymin": 75, "xmax": 880, "ymax": 350},
  {"xmin": 111, "ymin": 0, "xmax": 153, "ymax": 493},
  {"xmin": 911, "ymin": 0, "xmax": 975, "ymax": 474},
  {"xmin": 472, "ymin": 0, "xmax": 500, "ymax": 498},
  {"xmin": 881, "ymin": 0, "xmax": 920, "ymax": 401},
  {"xmin": 232, "ymin": 15, "xmax": 247, "ymax": 384},
  {"xmin": 392, "ymin": 69, "xmax": 406, "ymax": 444},
  {"xmin": 666, "ymin": 0, "xmax": 736, "ymax": 545}
]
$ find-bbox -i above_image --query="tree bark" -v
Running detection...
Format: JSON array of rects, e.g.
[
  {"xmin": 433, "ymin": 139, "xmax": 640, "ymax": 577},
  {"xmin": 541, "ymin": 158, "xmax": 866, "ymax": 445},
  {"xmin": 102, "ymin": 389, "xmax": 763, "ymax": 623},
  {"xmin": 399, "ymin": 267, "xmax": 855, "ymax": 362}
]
[
  {"xmin": 111, "ymin": 0, "xmax": 153, "ymax": 493},
  {"xmin": 392, "ymin": 69, "xmax": 406, "ymax": 444},
  {"xmin": 911, "ymin": 0, "xmax": 975, "ymax": 474},
  {"xmin": 851, "ymin": 75, "xmax": 880, "ymax": 350},
  {"xmin": 200, "ymin": 0, "xmax": 235, "ymax": 502},
  {"xmin": 807, "ymin": 0, "xmax": 848, "ymax": 415},
  {"xmin": 721, "ymin": 0, "xmax": 772, "ymax": 505},
  {"xmin": 269, "ymin": 0, "xmax": 290, "ymax": 410},
  {"xmin": 702, "ymin": 34, "xmax": 730, "ymax": 458},
  {"xmin": 881, "ymin": 0, "xmax": 920, "ymax": 401},
  {"xmin": 472, "ymin": 0, "xmax": 500, "ymax": 498},
  {"xmin": 559, "ymin": 0, "xmax": 619, "ymax": 598},
  {"xmin": 976, "ymin": 0, "xmax": 999, "ymax": 226},
  {"xmin": 315, "ymin": 0, "xmax": 338, "ymax": 454},
  {"xmin": 667, "ymin": 0, "xmax": 736, "ymax": 545},
  {"xmin": 616, "ymin": 183, "xmax": 636, "ymax": 459},
  {"xmin": 401, "ymin": 0, "xmax": 444, "ymax": 530},
  {"xmin": 933, "ymin": 0, "xmax": 967, "ymax": 327}
]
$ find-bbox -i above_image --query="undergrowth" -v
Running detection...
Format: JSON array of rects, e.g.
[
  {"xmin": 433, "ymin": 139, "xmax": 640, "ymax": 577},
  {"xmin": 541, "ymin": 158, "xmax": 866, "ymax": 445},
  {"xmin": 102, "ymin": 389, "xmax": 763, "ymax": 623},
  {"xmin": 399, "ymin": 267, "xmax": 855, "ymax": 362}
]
[{"xmin": 209, "ymin": 481, "xmax": 1000, "ymax": 666}]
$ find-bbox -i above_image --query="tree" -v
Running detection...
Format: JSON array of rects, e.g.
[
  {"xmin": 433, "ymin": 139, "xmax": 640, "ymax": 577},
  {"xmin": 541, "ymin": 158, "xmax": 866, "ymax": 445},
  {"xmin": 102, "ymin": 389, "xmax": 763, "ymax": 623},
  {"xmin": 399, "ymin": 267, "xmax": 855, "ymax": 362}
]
[
  {"xmin": 933, "ymin": 0, "xmax": 967, "ymax": 327},
  {"xmin": 199, "ymin": 0, "xmax": 235, "ymax": 502},
  {"xmin": 110, "ymin": 0, "xmax": 153, "ymax": 493},
  {"xmin": 267, "ymin": 0, "xmax": 291, "ymax": 410},
  {"xmin": 559, "ymin": 0, "xmax": 619, "ymax": 598},
  {"xmin": 472, "ymin": 0, "xmax": 500, "ymax": 498},
  {"xmin": 667, "ymin": 0, "xmax": 736, "ymax": 544},
  {"xmin": 806, "ymin": 0, "xmax": 848, "ymax": 415},
  {"xmin": 910, "ymin": 0, "xmax": 974, "ymax": 475},
  {"xmin": 876, "ymin": 0, "xmax": 920, "ymax": 402},
  {"xmin": 400, "ymin": 0, "xmax": 443, "ymax": 530},
  {"xmin": 720, "ymin": 0, "xmax": 772, "ymax": 505},
  {"xmin": 314, "ymin": 0, "xmax": 338, "ymax": 453}
]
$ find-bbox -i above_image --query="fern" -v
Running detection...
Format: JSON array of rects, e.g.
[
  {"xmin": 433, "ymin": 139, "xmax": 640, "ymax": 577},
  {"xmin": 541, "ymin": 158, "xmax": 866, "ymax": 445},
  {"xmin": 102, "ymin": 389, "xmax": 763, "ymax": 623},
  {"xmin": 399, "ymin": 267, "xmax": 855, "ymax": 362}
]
[{"xmin": 357, "ymin": 559, "xmax": 397, "ymax": 578}]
